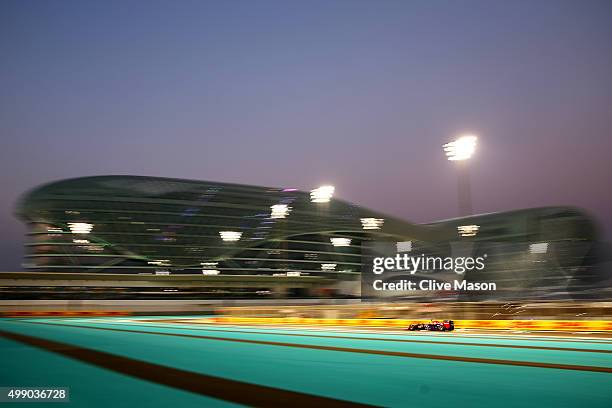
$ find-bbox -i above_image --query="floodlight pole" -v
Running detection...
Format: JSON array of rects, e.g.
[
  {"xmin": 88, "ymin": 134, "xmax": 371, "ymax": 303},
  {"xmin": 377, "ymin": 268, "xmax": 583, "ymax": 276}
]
[
  {"xmin": 457, "ymin": 160, "xmax": 472, "ymax": 216},
  {"xmin": 443, "ymin": 135, "xmax": 477, "ymax": 217}
]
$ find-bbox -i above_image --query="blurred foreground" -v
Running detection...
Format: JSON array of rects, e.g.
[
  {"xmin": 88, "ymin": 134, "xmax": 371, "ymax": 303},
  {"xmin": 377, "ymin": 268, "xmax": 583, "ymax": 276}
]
[
  {"xmin": 1, "ymin": 315, "xmax": 610, "ymax": 407},
  {"xmin": 1, "ymin": 300, "xmax": 611, "ymax": 323}
]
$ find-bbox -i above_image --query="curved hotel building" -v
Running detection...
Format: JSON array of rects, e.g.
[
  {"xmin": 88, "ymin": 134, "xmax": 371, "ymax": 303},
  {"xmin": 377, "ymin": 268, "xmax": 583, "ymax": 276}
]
[{"xmin": 13, "ymin": 175, "xmax": 610, "ymax": 300}]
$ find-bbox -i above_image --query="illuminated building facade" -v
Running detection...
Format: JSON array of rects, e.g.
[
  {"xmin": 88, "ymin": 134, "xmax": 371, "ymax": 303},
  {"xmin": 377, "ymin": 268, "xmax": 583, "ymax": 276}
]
[
  {"xmin": 16, "ymin": 176, "xmax": 397, "ymax": 278},
  {"xmin": 14, "ymin": 175, "xmax": 610, "ymax": 299}
]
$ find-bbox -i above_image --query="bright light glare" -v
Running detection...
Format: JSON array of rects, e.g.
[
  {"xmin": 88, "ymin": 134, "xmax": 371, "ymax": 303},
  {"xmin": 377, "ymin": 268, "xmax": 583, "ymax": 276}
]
[
  {"xmin": 85, "ymin": 245, "xmax": 104, "ymax": 252},
  {"xmin": 286, "ymin": 271, "xmax": 301, "ymax": 277},
  {"xmin": 530, "ymin": 242, "xmax": 549, "ymax": 254},
  {"xmin": 443, "ymin": 135, "xmax": 478, "ymax": 161},
  {"xmin": 201, "ymin": 261, "xmax": 220, "ymax": 275},
  {"xmin": 270, "ymin": 204, "xmax": 290, "ymax": 219},
  {"xmin": 330, "ymin": 237, "xmax": 351, "ymax": 247},
  {"xmin": 219, "ymin": 231, "xmax": 242, "ymax": 242},
  {"xmin": 148, "ymin": 259, "xmax": 170, "ymax": 266},
  {"xmin": 68, "ymin": 222, "xmax": 93, "ymax": 234},
  {"xmin": 360, "ymin": 218, "xmax": 384, "ymax": 230},
  {"xmin": 457, "ymin": 225, "xmax": 479, "ymax": 237},
  {"xmin": 321, "ymin": 263, "xmax": 337, "ymax": 271},
  {"xmin": 310, "ymin": 185, "xmax": 335, "ymax": 203},
  {"xmin": 396, "ymin": 241, "xmax": 412, "ymax": 252}
]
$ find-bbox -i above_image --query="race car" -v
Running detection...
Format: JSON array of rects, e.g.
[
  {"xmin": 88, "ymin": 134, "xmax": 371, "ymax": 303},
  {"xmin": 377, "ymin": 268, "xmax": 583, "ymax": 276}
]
[{"xmin": 407, "ymin": 320, "xmax": 454, "ymax": 331}]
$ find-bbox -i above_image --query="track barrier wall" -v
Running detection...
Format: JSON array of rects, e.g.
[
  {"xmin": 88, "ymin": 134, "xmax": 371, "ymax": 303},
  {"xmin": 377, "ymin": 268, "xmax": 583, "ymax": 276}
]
[
  {"xmin": 209, "ymin": 317, "xmax": 612, "ymax": 331},
  {"xmin": 2, "ymin": 311, "xmax": 131, "ymax": 317}
]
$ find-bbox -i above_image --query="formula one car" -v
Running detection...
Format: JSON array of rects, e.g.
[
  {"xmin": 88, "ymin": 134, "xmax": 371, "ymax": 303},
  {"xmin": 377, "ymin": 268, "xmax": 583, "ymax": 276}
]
[{"xmin": 407, "ymin": 320, "xmax": 454, "ymax": 331}]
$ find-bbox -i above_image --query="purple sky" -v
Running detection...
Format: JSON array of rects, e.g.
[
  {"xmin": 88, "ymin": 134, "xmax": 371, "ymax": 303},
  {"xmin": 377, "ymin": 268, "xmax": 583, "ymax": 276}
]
[{"xmin": 1, "ymin": 0, "xmax": 611, "ymax": 270}]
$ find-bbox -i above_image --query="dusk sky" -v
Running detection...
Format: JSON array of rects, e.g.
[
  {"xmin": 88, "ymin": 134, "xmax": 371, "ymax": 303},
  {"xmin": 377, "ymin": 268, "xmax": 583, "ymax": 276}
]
[{"xmin": 1, "ymin": 0, "xmax": 611, "ymax": 270}]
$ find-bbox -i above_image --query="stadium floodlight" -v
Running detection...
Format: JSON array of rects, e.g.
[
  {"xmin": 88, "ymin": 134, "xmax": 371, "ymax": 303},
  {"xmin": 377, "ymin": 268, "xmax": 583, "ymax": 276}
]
[
  {"xmin": 310, "ymin": 185, "xmax": 335, "ymax": 203},
  {"xmin": 529, "ymin": 242, "xmax": 548, "ymax": 254},
  {"xmin": 330, "ymin": 237, "xmax": 351, "ymax": 247},
  {"xmin": 360, "ymin": 218, "xmax": 384, "ymax": 230},
  {"xmin": 321, "ymin": 263, "xmax": 337, "ymax": 271},
  {"xmin": 443, "ymin": 135, "xmax": 478, "ymax": 161},
  {"xmin": 68, "ymin": 222, "xmax": 93, "ymax": 234},
  {"xmin": 457, "ymin": 225, "xmax": 479, "ymax": 237},
  {"xmin": 445, "ymin": 134, "xmax": 478, "ymax": 216},
  {"xmin": 270, "ymin": 204, "xmax": 290, "ymax": 219},
  {"xmin": 219, "ymin": 231, "xmax": 242, "ymax": 242}
]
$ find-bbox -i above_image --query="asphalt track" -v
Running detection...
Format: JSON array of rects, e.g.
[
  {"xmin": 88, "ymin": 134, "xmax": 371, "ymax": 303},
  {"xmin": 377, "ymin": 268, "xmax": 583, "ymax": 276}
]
[{"xmin": 1, "ymin": 317, "xmax": 611, "ymax": 407}]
